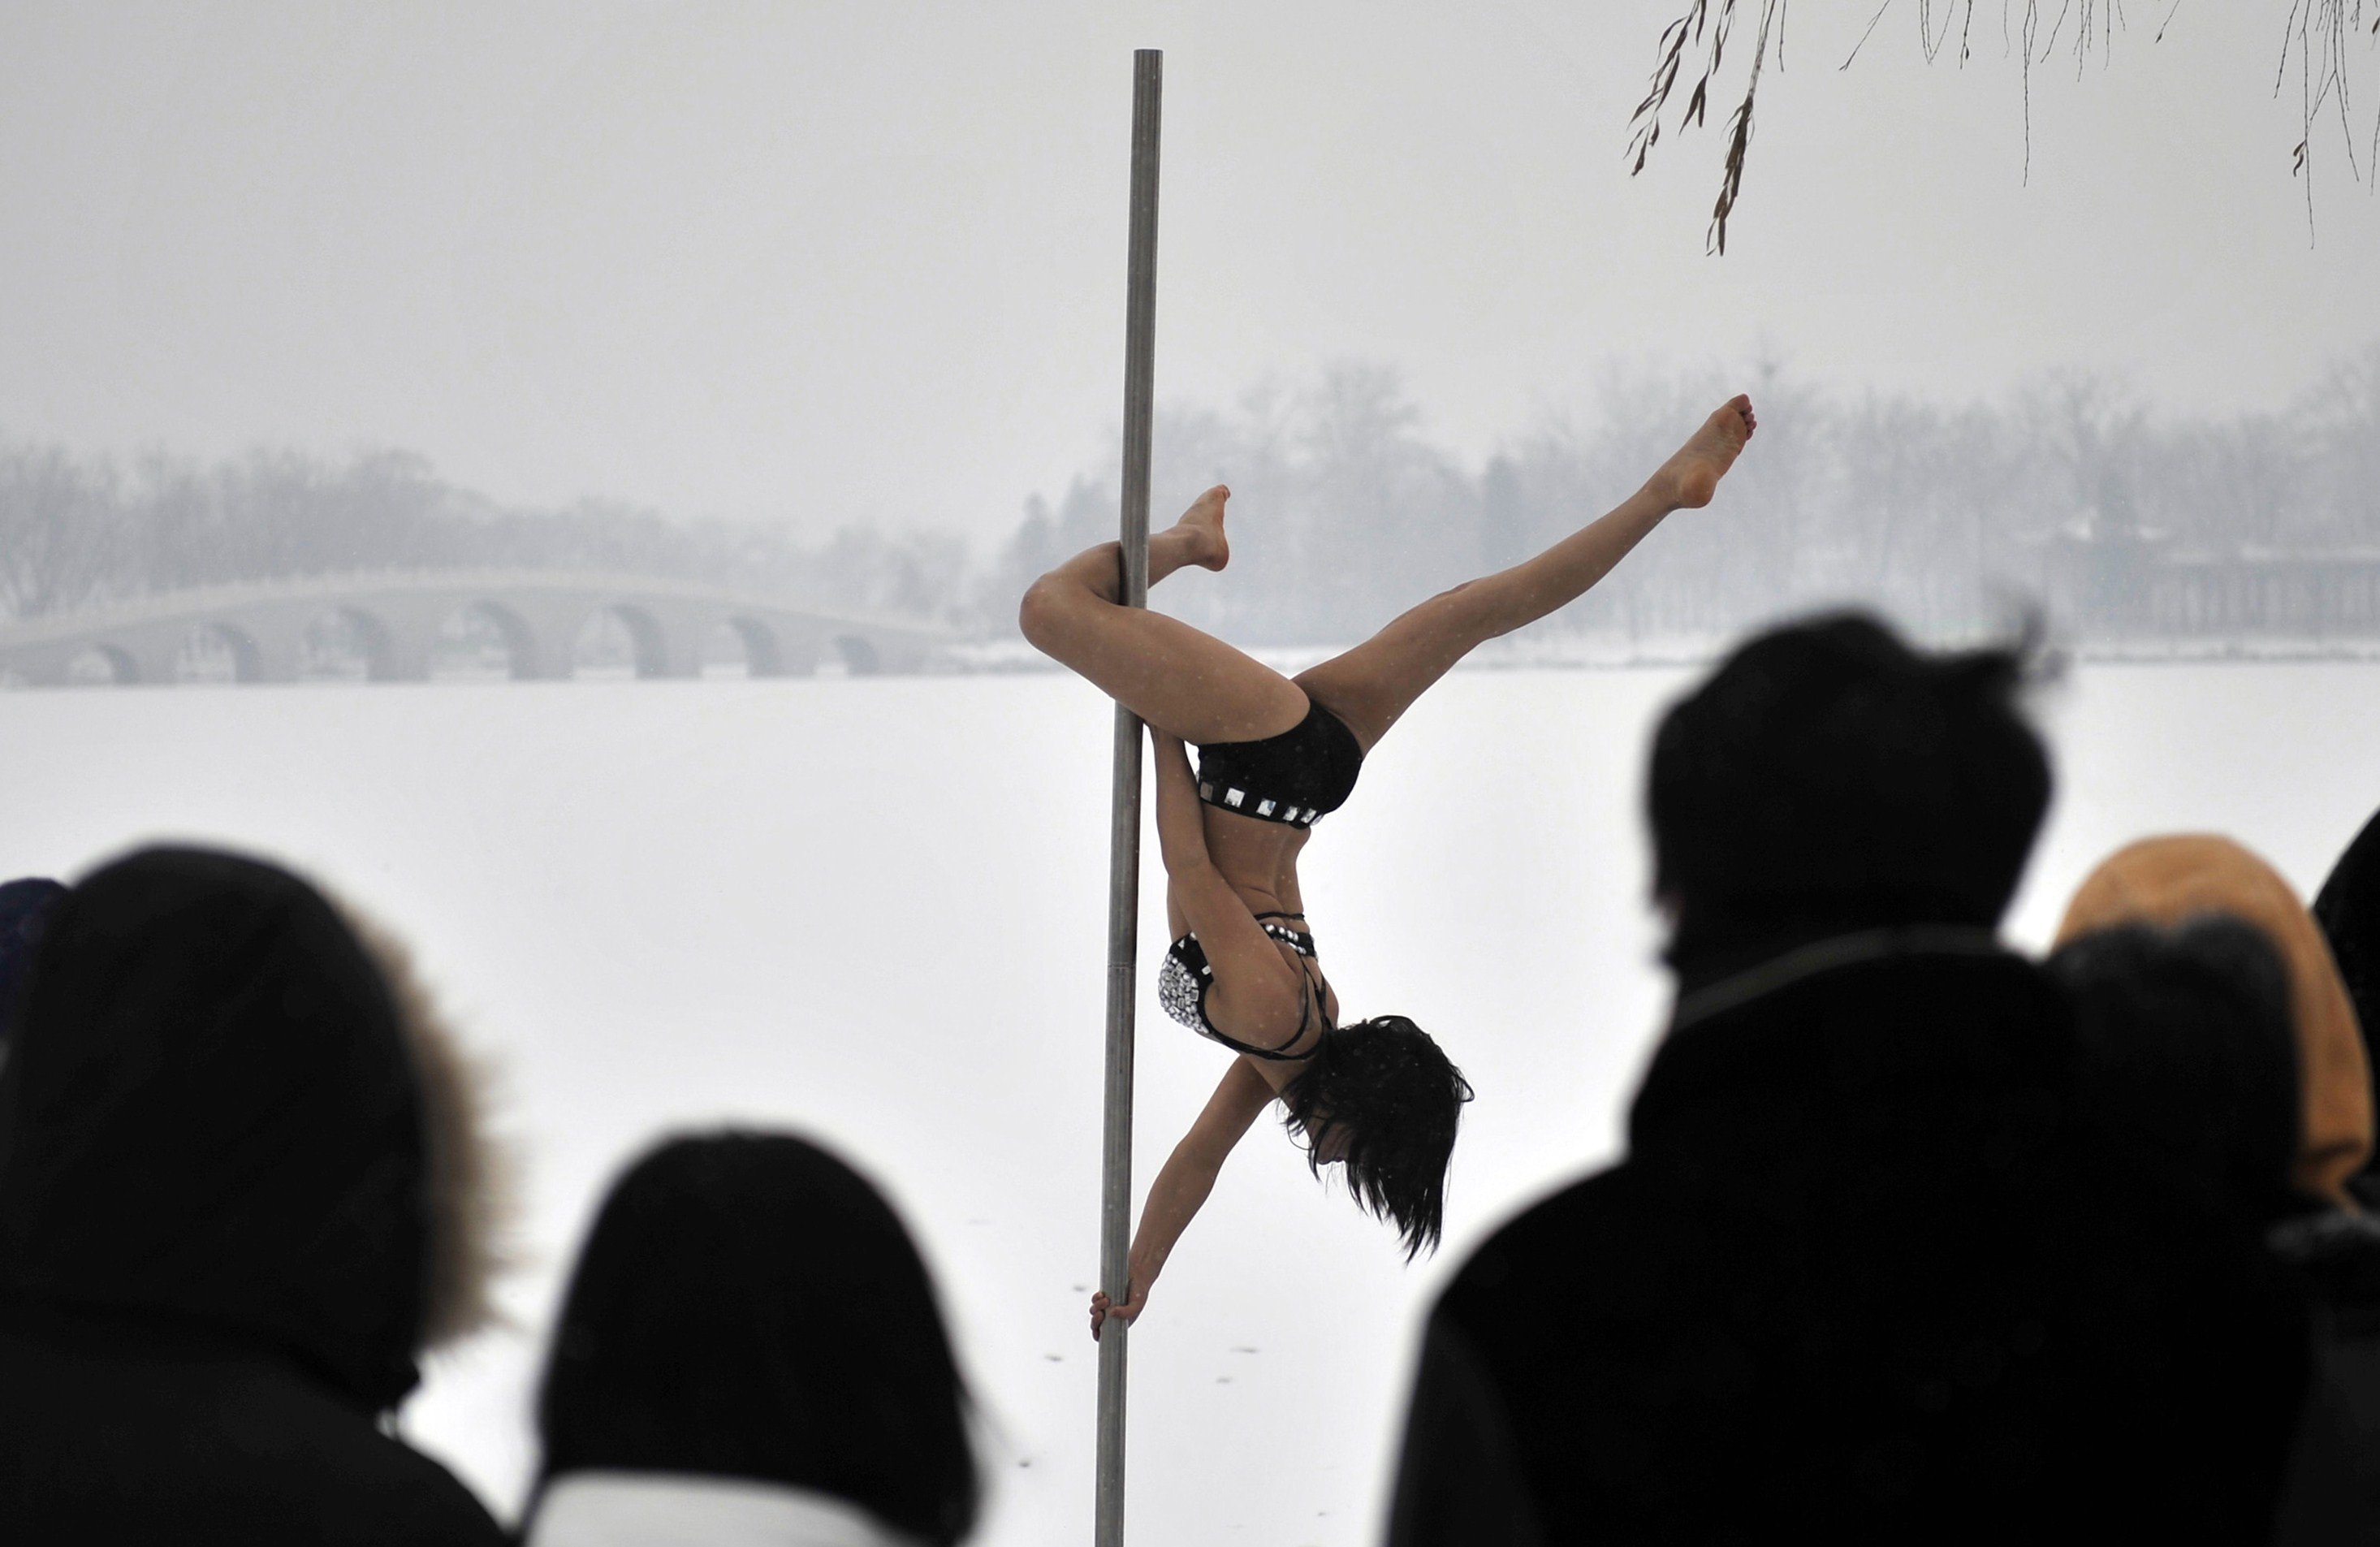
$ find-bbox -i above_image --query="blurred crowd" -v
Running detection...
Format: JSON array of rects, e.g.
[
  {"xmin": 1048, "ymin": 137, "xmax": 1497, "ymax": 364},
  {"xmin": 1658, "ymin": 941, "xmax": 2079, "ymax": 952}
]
[{"xmin": 2, "ymin": 610, "xmax": 2378, "ymax": 1544}]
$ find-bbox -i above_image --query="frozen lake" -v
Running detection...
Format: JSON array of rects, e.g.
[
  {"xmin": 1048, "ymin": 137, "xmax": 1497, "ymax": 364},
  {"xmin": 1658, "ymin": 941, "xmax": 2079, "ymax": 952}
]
[{"xmin": 6, "ymin": 662, "xmax": 2378, "ymax": 1545}]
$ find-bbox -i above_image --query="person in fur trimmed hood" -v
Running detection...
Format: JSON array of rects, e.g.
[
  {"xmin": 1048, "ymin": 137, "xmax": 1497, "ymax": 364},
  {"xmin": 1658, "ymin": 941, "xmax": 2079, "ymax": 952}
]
[{"xmin": 0, "ymin": 846, "xmax": 510, "ymax": 1545}]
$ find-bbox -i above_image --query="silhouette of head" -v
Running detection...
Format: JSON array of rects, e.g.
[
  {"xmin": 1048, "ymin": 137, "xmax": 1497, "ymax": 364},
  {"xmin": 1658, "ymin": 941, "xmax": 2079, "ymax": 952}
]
[
  {"xmin": 1281, "ymin": 1016, "xmax": 1472, "ymax": 1260},
  {"xmin": 2051, "ymin": 915, "xmax": 2304, "ymax": 1229},
  {"xmin": 537, "ymin": 1130, "xmax": 978, "ymax": 1546},
  {"xmin": 1648, "ymin": 611, "xmax": 2050, "ymax": 966},
  {"xmin": 2059, "ymin": 832, "xmax": 2373, "ymax": 1206}
]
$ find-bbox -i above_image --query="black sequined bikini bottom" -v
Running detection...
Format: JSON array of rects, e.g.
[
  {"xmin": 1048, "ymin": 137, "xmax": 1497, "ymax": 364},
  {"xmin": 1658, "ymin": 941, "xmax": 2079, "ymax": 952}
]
[{"xmin": 1194, "ymin": 698, "xmax": 1364, "ymax": 828}]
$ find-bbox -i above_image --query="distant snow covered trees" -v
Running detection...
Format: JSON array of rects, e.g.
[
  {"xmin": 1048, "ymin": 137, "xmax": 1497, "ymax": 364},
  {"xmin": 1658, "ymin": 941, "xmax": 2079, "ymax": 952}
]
[
  {"xmin": 0, "ymin": 440, "xmax": 965, "ymax": 625},
  {"xmin": 5, "ymin": 342, "xmax": 2377, "ymax": 652},
  {"xmin": 996, "ymin": 345, "xmax": 2380, "ymax": 651}
]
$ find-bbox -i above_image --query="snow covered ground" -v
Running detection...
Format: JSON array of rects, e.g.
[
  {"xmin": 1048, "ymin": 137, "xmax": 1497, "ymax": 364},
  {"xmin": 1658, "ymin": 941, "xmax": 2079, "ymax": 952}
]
[{"xmin": 5, "ymin": 662, "xmax": 2377, "ymax": 1545}]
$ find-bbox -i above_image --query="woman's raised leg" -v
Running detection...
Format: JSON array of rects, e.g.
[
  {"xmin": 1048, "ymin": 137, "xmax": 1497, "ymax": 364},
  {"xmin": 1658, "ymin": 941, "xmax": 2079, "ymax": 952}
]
[
  {"xmin": 1019, "ymin": 486, "xmax": 1311, "ymax": 745},
  {"xmin": 1296, "ymin": 395, "xmax": 1756, "ymax": 753}
]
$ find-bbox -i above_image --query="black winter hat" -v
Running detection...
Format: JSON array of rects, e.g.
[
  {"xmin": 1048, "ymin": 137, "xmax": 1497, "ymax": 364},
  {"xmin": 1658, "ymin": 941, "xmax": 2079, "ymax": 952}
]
[{"xmin": 1648, "ymin": 611, "xmax": 2051, "ymax": 928}]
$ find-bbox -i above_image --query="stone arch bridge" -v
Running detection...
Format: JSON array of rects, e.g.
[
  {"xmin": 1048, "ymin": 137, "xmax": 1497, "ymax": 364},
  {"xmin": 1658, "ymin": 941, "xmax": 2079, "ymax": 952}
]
[{"xmin": 0, "ymin": 571, "xmax": 953, "ymax": 686}]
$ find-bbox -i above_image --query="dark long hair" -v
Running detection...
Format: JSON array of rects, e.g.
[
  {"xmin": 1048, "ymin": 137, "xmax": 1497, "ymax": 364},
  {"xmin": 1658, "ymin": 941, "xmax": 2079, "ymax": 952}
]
[
  {"xmin": 534, "ymin": 1130, "xmax": 978, "ymax": 1545},
  {"xmin": 1280, "ymin": 1016, "xmax": 1472, "ymax": 1260}
]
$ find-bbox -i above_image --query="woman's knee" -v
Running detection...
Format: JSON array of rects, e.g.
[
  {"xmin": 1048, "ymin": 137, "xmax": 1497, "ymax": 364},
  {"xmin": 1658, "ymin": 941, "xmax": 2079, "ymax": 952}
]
[{"xmin": 1018, "ymin": 576, "xmax": 1081, "ymax": 655}]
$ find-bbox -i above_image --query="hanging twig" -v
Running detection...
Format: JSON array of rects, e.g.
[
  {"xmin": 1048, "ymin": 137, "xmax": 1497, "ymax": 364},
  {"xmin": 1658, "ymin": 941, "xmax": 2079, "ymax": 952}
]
[
  {"xmin": 1711, "ymin": 2, "xmax": 1784, "ymax": 250},
  {"xmin": 1626, "ymin": 0, "xmax": 2375, "ymax": 248},
  {"xmin": 2278, "ymin": 1, "xmax": 2372, "ymax": 237},
  {"xmin": 1626, "ymin": 0, "xmax": 1790, "ymax": 253}
]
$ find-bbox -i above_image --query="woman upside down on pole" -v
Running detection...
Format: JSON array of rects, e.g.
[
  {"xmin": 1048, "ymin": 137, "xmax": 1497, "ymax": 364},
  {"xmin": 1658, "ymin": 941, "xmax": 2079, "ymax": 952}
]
[{"xmin": 1021, "ymin": 395, "xmax": 1758, "ymax": 1337}]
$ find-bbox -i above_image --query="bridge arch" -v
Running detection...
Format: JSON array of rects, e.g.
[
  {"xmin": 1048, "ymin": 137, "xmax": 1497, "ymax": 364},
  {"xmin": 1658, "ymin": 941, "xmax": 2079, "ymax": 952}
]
[
  {"xmin": 436, "ymin": 601, "xmax": 541, "ymax": 681},
  {"xmin": 302, "ymin": 606, "xmax": 402, "ymax": 681},
  {"xmin": 704, "ymin": 616, "xmax": 788, "ymax": 678},
  {"xmin": 575, "ymin": 605, "xmax": 672, "ymax": 679},
  {"xmin": 67, "ymin": 644, "xmax": 140, "ymax": 686},
  {"xmin": 177, "ymin": 621, "xmax": 266, "ymax": 685},
  {"xmin": 832, "ymin": 634, "xmax": 881, "ymax": 676}
]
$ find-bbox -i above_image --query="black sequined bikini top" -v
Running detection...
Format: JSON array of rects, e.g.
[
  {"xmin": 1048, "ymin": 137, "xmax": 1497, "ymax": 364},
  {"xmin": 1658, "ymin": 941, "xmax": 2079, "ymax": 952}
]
[{"xmin": 1157, "ymin": 911, "xmax": 1331, "ymax": 1061}]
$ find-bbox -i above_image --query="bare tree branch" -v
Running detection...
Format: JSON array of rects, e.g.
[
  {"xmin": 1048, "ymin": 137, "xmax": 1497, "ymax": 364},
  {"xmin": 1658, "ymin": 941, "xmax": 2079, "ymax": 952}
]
[{"xmin": 1626, "ymin": 1, "xmax": 2375, "ymax": 251}]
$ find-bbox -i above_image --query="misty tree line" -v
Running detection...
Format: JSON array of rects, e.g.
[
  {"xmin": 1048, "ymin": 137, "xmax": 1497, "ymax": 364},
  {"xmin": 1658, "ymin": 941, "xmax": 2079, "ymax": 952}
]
[
  {"xmin": 0, "ymin": 444, "xmax": 965, "ymax": 626},
  {"xmin": 5, "ymin": 342, "xmax": 2376, "ymax": 648},
  {"xmin": 992, "ymin": 344, "xmax": 2380, "ymax": 647}
]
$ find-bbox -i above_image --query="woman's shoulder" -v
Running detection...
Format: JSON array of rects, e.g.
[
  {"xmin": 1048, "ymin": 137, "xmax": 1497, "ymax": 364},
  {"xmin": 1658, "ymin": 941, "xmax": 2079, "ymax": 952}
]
[{"xmin": 526, "ymin": 1471, "xmax": 924, "ymax": 1547}]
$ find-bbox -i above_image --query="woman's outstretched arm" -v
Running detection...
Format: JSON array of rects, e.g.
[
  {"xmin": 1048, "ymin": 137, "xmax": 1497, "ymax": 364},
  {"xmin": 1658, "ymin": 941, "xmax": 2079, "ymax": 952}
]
[{"xmin": 1091, "ymin": 1057, "xmax": 1276, "ymax": 1339}]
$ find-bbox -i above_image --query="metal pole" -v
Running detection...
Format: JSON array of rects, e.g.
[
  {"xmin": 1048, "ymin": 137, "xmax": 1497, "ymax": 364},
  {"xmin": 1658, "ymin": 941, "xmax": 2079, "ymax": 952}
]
[{"xmin": 1096, "ymin": 45, "xmax": 1161, "ymax": 1547}]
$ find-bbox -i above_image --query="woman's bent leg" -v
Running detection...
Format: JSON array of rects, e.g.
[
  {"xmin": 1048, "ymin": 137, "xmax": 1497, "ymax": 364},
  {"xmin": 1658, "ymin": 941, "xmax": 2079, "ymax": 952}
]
[
  {"xmin": 1297, "ymin": 396, "xmax": 1755, "ymax": 752},
  {"xmin": 1019, "ymin": 486, "xmax": 1310, "ymax": 745}
]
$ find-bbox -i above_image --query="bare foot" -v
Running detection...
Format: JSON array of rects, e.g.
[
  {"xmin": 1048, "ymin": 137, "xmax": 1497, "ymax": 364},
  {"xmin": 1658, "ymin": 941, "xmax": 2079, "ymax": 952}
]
[
  {"xmin": 1656, "ymin": 395, "xmax": 1757, "ymax": 510},
  {"xmin": 1167, "ymin": 484, "xmax": 1231, "ymax": 572}
]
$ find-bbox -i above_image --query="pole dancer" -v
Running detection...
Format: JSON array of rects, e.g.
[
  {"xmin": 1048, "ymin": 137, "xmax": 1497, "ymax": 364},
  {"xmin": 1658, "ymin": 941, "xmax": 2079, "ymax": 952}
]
[{"xmin": 1026, "ymin": 398, "xmax": 1760, "ymax": 1337}]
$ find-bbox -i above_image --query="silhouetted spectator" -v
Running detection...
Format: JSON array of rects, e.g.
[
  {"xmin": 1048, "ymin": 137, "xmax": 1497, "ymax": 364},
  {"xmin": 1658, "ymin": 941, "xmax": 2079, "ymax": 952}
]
[
  {"xmin": 0, "ymin": 847, "xmax": 509, "ymax": 1546},
  {"xmin": 1386, "ymin": 613, "xmax": 2310, "ymax": 1546},
  {"xmin": 0, "ymin": 878, "xmax": 66, "ymax": 1049},
  {"xmin": 2055, "ymin": 835, "xmax": 2380, "ymax": 1545},
  {"xmin": 526, "ymin": 1130, "xmax": 978, "ymax": 1547},
  {"xmin": 2050, "ymin": 915, "xmax": 2304, "ymax": 1229},
  {"xmin": 2313, "ymin": 805, "xmax": 2380, "ymax": 1196}
]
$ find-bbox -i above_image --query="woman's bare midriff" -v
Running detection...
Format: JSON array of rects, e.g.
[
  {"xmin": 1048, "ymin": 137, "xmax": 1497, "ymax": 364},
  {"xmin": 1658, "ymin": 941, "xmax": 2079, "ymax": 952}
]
[{"xmin": 1200, "ymin": 803, "xmax": 1340, "ymax": 1035}]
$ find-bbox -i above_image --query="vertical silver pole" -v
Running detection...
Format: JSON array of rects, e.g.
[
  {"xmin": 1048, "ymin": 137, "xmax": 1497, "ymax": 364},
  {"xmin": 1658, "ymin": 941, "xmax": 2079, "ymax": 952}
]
[{"xmin": 1096, "ymin": 45, "xmax": 1161, "ymax": 1547}]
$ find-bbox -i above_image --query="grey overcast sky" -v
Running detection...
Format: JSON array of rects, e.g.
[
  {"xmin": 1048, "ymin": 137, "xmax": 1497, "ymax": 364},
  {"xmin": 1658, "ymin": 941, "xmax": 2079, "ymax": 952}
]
[{"xmin": 0, "ymin": 2, "xmax": 2374, "ymax": 542}]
